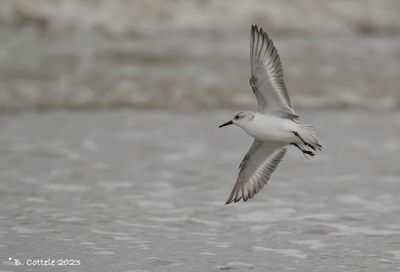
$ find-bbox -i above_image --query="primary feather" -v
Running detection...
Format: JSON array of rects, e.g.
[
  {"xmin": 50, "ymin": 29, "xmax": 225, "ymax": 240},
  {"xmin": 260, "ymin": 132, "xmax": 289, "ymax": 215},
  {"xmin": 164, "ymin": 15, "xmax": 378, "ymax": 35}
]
[
  {"xmin": 250, "ymin": 25, "xmax": 297, "ymax": 118},
  {"xmin": 225, "ymin": 140, "xmax": 286, "ymax": 204}
]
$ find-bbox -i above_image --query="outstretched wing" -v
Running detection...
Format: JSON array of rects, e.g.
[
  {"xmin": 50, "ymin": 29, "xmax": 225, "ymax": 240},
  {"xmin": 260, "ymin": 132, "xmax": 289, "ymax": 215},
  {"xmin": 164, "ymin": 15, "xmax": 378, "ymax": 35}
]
[
  {"xmin": 250, "ymin": 25, "xmax": 297, "ymax": 118},
  {"xmin": 225, "ymin": 140, "xmax": 287, "ymax": 204}
]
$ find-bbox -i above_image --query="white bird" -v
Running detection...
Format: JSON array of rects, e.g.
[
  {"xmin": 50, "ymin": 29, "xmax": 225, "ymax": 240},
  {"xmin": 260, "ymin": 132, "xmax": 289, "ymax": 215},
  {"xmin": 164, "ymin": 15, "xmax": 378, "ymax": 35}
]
[{"xmin": 219, "ymin": 25, "xmax": 321, "ymax": 204}]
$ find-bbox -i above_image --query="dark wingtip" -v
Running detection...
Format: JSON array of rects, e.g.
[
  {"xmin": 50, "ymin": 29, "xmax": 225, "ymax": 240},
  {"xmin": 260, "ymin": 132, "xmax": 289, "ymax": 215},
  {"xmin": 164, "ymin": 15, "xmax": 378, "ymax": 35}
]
[{"xmin": 225, "ymin": 197, "xmax": 242, "ymax": 205}]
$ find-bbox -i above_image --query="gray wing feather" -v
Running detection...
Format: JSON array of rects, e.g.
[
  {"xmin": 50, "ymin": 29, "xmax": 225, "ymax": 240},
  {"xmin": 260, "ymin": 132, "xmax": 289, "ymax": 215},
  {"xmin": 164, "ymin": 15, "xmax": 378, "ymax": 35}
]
[
  {"xmin": 225, "ymin": 140, "xmax": 287, "ymax": 204},
  {"xmin": 250, "ymin": 25, "xmax": 297, "ymax": 118}
]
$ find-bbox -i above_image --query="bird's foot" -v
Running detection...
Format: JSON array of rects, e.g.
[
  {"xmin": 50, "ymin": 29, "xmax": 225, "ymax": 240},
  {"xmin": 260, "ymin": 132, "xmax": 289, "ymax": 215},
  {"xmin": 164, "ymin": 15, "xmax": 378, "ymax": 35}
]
[
  {"xmin": 291, "ymin": 143, "xmax": 315, "ymax": 158},
  {"xmin": 292, "ymin": 131, "xmax": 319, "ymax": 151}
]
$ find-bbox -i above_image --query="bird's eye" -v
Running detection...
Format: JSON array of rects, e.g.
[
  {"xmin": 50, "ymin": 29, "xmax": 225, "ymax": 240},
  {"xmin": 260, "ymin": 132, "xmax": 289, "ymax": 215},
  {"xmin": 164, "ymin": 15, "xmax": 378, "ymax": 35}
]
[{"xmin": 234, "ymin": 115, "xmax": 239, "ymax": 120}]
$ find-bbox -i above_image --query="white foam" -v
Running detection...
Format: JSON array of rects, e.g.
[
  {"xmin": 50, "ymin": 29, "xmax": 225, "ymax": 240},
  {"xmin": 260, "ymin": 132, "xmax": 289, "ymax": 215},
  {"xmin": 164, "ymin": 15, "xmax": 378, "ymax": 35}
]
[
  {"xmin": 93, "ymin": 250, "xmax": 115, "ymax": 255},
  {"xmin": 327, "ymin": 223, "xmax": 400, "ymax": 236},
  {"xmin": 291, "ymin": 240, "xmax": 325, "ymax": 249},
  {"xmin": 199, "ymin": 252, "xmax": 216, "ymax": 256},
  {"xmin": 253, "ymin": 246, "xmax": 307, "ymax": 259},
  {"xmin": 236, "ymin": 209, "xmax": 296, "ymax": 223}
]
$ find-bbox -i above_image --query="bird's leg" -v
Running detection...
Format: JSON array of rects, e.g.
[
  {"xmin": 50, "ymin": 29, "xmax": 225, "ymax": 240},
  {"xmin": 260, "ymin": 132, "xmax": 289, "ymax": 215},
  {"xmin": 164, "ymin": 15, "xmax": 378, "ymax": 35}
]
[
  {"xmin": 291, "ymin": 143, "xmax": 315, "ymax": 157},
  {"xmin": 292, "ymin": 131, "xmax": 316, "ymax": 151}
]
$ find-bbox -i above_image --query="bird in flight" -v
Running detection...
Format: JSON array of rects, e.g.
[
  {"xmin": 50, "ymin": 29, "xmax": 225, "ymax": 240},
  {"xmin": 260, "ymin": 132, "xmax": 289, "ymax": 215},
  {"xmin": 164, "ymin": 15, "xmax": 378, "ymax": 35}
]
[{"xmin": 219, "ymin": 25, "xmax": 321, "ymax": 204}]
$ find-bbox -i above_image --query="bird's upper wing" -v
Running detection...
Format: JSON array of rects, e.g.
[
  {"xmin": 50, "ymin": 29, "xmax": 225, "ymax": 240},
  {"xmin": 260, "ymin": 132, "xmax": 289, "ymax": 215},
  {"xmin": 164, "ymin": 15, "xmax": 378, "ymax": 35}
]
[
  {"xmin": 250, "ymin": 25, "xmax": 297, "ymax": 119},
  {"xmin": 225, "ymin": 140, "xmax": 287, "ymax": 204}
]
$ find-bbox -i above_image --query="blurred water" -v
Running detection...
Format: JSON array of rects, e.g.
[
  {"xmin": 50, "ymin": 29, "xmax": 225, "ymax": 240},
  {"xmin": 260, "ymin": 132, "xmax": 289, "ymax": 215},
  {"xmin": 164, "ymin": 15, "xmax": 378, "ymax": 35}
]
[
  {"xmin": 0, "ymin": 0, "xmax": 400, "ymax": 111},
  {"xmin": 0, "ymin": 110, "xmax": 400, "ymax": 271},
  {"xmin": 1, "ymin": 1, "xmax": 400, "ymax": 270},
  {"xmin": 1, "ymin": 28, "xmax": 399, "ymax": 112}
]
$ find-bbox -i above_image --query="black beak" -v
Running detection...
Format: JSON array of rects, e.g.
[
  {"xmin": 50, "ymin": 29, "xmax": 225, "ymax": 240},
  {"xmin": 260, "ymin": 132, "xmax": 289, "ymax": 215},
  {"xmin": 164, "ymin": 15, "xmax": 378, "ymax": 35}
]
[{"xmin": 218, "ymin": 120, "xmax": 233, "ymax": 128}]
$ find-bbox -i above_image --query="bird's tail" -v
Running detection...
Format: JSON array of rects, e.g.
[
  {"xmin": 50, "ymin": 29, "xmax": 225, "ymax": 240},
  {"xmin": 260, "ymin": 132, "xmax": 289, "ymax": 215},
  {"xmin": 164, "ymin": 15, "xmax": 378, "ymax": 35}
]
[{"xmin": 297, "ymin": 125, "xmax": 322, "ymax": 151}]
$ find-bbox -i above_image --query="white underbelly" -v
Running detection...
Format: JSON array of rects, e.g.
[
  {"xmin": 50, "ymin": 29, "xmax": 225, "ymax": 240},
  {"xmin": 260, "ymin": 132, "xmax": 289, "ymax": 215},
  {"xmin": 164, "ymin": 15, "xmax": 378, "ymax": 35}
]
[{"xmin": 244, "ymin": 115, "xmax": 297, "ymax": 142}]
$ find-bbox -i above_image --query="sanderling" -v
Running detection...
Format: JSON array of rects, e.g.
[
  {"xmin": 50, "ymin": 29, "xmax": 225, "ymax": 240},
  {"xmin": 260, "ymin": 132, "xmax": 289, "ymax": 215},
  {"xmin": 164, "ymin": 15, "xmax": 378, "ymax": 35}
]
[{"xmin": 219, "ymin": 25, "xmax": 321, "ymax": 204}]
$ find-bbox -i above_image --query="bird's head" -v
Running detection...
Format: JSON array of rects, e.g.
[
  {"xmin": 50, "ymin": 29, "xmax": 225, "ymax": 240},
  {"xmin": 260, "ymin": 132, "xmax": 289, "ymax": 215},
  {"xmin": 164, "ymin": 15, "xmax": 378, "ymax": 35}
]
[{"xmin": 219, "ymin": 111, "xmax": 255, "ymax": 128}]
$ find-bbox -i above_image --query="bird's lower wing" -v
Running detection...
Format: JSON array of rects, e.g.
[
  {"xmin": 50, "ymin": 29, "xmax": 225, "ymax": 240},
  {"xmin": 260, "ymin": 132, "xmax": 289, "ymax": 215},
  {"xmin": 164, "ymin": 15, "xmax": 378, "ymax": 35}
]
[{"xmin": 225, "ymin": 140, "xmax": 287, "ymax": 204}]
